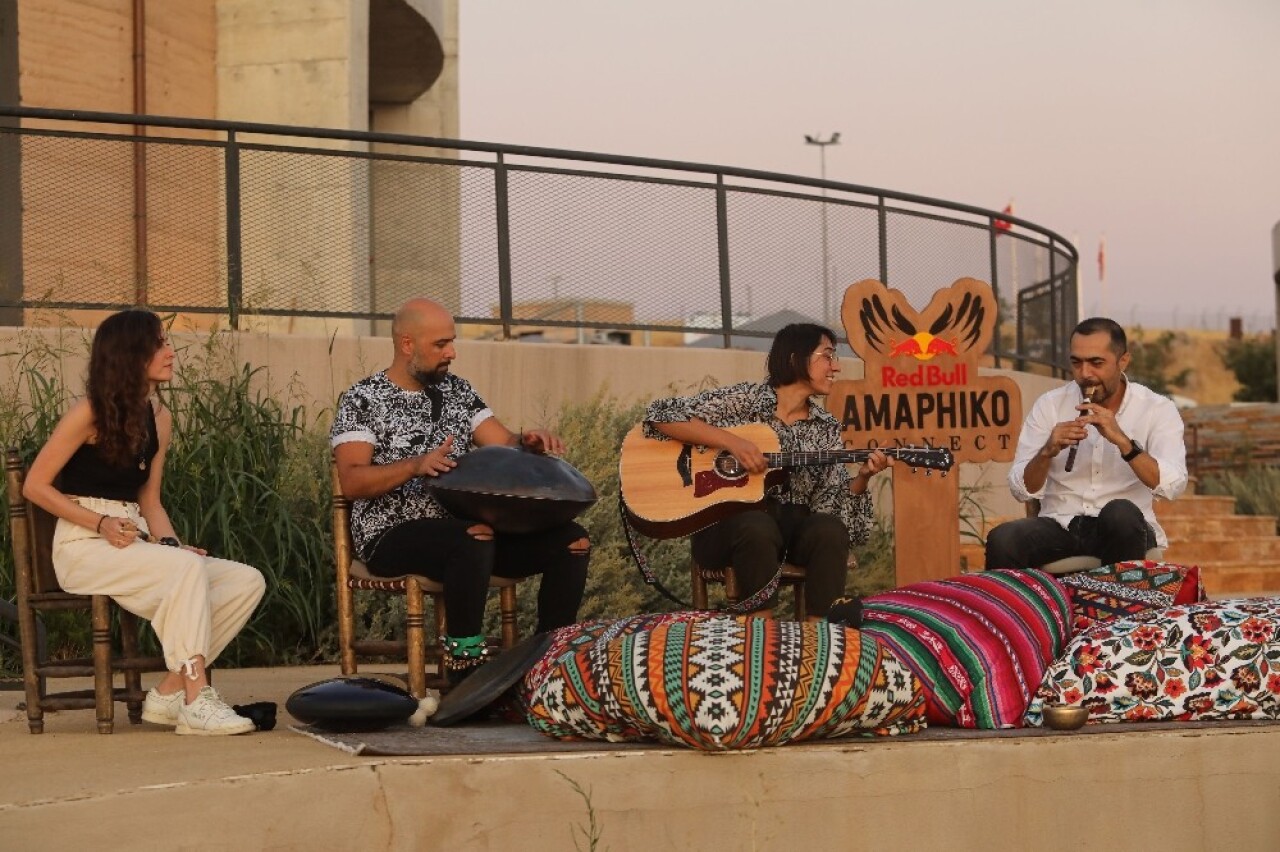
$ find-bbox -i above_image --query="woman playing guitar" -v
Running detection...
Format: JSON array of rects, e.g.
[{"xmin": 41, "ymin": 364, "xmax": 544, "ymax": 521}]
[{"xmin": 643, "ymin": 323, "xmax": 893, "ymax": 619}]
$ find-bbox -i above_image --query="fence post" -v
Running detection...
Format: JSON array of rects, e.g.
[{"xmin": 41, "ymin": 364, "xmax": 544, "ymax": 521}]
[
  {"xmin": 224, "ymin": 130, "xmax": 243, "ymax": 331},
  {"xmin": 715, "ymin": 174, "xmax": 733, "ymax": 348},
  {"xmin": 989, "ymin": 217, "xmax": 1001, "ymax": 369},
  {"xmin": 495, "ymin": 152, "xmax": 513, "ymax": 339},
  {"xmin": 877, "ymin": 196, "xmax": 889, "ymax": 285}
]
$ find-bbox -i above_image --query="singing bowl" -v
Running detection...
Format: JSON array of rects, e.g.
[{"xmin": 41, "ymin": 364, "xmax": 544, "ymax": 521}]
[
  {"xmin": 430, "ymin": 445, "xmax": 598, "ymax": 534},
  {"xmin": 285, "ymin": 677, "xmax": 419, "ymax": 732},
  {"xmin": 1042, "ymin": 704, "xmax": 1089, "ymax": 731}
]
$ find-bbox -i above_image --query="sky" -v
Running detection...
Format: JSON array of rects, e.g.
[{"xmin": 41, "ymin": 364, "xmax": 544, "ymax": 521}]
[{"xmin": 458, "ymin": 0, "xmax": 1280, "ymax": 332}]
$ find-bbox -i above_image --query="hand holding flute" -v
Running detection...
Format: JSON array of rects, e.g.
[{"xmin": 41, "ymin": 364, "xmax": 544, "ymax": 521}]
[{"xmin": 1063, "ymin": 383, "xmax": 1100, "ymax": 472}]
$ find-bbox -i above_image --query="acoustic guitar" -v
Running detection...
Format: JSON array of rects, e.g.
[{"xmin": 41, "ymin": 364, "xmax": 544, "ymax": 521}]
[{"xmin": 619, "ymin": 422, "xmax": 953, "ymax": 539}]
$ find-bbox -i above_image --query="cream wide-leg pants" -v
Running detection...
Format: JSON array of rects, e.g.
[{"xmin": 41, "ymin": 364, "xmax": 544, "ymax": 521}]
[{"xmin": 52, "ymin": 497, "xmax": 266, "ymax": 673}]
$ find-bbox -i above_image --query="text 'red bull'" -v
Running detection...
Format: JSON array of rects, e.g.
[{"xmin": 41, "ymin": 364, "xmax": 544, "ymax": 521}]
[{"xmin": 882, "ymin": 364, "xmax": 969, "ymax": 387}]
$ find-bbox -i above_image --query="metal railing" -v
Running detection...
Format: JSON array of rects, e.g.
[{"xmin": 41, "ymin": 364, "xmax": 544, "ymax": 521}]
[{"xmin": 0, "ymin": 106, "xmax": 1078, "ymax": 372}]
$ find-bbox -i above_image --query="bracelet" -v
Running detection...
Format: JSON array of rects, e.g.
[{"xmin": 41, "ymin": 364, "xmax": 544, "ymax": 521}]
[{"xmin": 95, "ymin": 515, "xmax": 107, "ymax": 534}]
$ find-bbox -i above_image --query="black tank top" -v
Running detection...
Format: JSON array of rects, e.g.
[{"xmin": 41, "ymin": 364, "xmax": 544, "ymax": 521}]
[{"xmin": 60, "ymin": 404, "xmax": 160, "ymax": 501}]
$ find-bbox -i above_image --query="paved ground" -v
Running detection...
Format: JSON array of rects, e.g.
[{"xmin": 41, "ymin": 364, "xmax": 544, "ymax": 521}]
[{"xmin": 0, "ymin": 664, "xmax": 391, "ymax": 806}]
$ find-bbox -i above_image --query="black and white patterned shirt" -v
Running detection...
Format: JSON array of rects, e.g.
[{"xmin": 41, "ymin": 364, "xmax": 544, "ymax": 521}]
[
  {"xmin": 643, "ymin": 381, "xmax": 874, "ymax": 546},
  {"xmin": 330, "ymin": 371, "xmax": 493, "ymax": 559}
]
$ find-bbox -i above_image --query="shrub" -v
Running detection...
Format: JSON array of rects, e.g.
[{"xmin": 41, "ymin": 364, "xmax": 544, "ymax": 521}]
[
  {"xmin": 1201, "ymin": 466, "xmax": 1280, "ymax": 534},
  {"xmin": 1219, "ymin": 334, "xmax": 1277, "ymax": 402}
]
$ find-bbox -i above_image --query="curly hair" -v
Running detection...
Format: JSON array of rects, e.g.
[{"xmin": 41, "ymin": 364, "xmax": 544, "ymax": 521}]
[
  {"xmin": 765, "ymin": 323, "xmax": 839, "ymax": 387},
  {"xmin": 87, "ymin": 310, "xmax": 164, "ymax": 468}
]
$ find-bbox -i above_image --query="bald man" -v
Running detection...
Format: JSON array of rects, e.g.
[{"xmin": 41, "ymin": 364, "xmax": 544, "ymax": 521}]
[{"xmin": 330, "ymin": 299, "xmax": 590, "ymax": 682}]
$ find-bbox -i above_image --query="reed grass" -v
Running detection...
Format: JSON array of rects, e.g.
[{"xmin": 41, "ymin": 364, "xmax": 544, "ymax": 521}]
[
  {"xmin": 0, "ymin": 328, "xmax": 335, "ymax": 671},
  {"xmin": 1, "ymin": 330, "xmax": 906, "ymax": 677}
]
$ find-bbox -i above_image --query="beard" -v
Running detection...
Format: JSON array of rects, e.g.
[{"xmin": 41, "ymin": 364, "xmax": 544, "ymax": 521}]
[{"xmin": 412, "ymin": 366, "xmax": 448, "ymax": 387}]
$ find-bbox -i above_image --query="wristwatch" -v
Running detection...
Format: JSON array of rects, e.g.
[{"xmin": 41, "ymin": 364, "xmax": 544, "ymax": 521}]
[
  {"xmin": 158, "ymin": 536, "xmax": 181, "ymax": 548},
  {"xmin": 1121, "ymin": 439, "xmax": 1144, "ymax": 463}
]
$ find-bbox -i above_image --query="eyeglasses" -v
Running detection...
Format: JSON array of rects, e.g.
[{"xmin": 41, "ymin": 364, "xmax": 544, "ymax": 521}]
[{"xmin": 811, "ymin": 350, "xmax": 839, "ymax": 365}]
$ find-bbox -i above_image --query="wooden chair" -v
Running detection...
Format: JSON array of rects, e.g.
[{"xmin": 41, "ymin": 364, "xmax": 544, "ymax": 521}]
[
  {"xmin": 1025, "ymin": 499, "xmax": 1164, "ymax": 575},
  {"xmin": 331, "ymin": 461, "xmax": 522, "ymax": 697},
  {"xmin": 5, "ymin": 449, "xmax": 167, "ymax": 734},
  {"xmin": 690, "ymin": 560, "xmax": 812, "ymax": 620}
]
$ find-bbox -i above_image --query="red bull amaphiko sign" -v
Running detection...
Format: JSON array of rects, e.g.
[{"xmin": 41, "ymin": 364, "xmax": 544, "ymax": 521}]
[{"xmin": 829, "ymin": 277, "xmax": 1021, "ymax": 464}]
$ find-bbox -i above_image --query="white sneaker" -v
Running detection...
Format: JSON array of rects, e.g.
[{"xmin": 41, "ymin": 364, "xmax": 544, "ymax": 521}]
[
  {"xmin": 175, "ymin": 686, "xmax": 255, "ymax": 736},
  {"xmin": 141, "ymin": 687, "xmax": 184, "ymax": 726}
]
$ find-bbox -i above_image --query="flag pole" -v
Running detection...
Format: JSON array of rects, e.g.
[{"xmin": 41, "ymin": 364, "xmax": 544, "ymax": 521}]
[
  {"xmin": 1098, "ymin": 234, "xmax": 1107, "ymax": 316},
  {"xmin": 1072, "ymin": 232, "xmax": 1083, "ymax": 320}
]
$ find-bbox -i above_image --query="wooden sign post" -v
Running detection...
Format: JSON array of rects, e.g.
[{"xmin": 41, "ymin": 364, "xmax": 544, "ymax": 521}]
[{"xmin": 827, "ymin": 278, "xmax": 1022, "ymax": 586}]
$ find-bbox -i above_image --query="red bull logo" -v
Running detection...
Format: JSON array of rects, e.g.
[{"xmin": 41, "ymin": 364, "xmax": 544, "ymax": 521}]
[
  {"xmin": 881, "ymin": 363, "xmax": 969, "ymax": 387},
  {"xmin": 887, "ymin": 332, "xmax": 959, "ymax": 361}
]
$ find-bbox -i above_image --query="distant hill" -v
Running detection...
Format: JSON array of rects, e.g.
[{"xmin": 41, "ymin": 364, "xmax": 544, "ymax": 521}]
[{"xmin": 1155, "ymin": 328, "xmax": 1241, "ymax": 406}]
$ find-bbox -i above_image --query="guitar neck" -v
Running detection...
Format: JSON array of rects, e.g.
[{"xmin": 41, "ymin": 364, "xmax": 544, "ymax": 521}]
[{"xmin": 763, "ymin": 448, "xmax": 885, "ymax": 468}]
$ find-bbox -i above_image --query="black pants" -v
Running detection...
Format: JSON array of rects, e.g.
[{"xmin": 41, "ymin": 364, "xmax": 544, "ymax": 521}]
[
  {"xmin": 984, "ymin": 499, "xmax": 1156, "ymax": 571},
  {"xmin": 691, "ymin": 501, "xmax": 849, "ymax": 615},
  {"xmin": 366, "ymin": 518, "xmax": 589, "ymax": 636}
]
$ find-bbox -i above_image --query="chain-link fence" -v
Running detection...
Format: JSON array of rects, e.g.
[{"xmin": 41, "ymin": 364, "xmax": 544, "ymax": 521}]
[{"xmin": 0, "ymin": 106, "xmax": 1078, "ymax": 371}]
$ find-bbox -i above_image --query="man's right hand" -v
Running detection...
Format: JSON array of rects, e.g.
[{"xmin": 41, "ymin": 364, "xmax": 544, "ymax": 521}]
[
  {"xmin": 414, "ymin": 435, "xmax": 457, "ymax": 477},
  {"xmin": 1041, "ymin": 420, "xmax": 1088, "ymax": 459}
]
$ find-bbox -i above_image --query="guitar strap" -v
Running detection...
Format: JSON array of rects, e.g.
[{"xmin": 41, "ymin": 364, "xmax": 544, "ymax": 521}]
[{"xmin": 617, "ymin": 493, "xmax": 782, "ymax": 615}]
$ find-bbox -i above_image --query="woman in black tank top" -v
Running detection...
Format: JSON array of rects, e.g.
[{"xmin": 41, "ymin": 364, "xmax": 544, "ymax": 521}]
[{"xmin": 22, "ymin": 310, "xmax": 266, "ymax": 737}]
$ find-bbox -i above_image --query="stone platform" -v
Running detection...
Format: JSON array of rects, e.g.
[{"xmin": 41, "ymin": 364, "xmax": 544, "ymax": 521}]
[{"xmin": 3, "ymin": 665, "xmax": 1279, "ymax": 851}]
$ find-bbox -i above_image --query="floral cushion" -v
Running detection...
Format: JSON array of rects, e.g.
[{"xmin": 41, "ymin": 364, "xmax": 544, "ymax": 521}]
[
  {"xmin": 860, "ymin": 569, "xmax": 1073, "ymax": 728},
  {"xmin": 523, "ymin": 614, "xmax": 925, "ymax": 750},
  {"xmin": 1026, "ymin": 598, "xmax": 1280, "ymax": 726},
  {"xmin": 1058, "ymin": 560, "xmax": 1205, "ymax": 633}
]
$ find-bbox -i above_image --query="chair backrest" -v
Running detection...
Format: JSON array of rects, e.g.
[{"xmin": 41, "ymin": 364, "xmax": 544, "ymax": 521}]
[{"xmin": 5, "ymin": 448, "xmax": 66, "ymax": 596}]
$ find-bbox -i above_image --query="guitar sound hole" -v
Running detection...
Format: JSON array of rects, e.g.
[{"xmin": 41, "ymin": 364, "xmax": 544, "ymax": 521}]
[{"xmin": 714, "ymin": 452, "xmax": 746, "ymax": 480}]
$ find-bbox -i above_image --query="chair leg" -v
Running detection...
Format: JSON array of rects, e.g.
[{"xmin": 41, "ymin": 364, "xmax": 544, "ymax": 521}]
[
  {"xmin": 17, "ymin": 601, "xmax": 45, "ymax": 734},
  {"xmin": 91, "ymin": 596, "xmax": 114, "ymax": 734},
  {"xmin": 499, "ymin": 585, "xmax": 517, "ymax": 649},
  {"xmin": 429, "ymin": 593, "xmax": 448, "ymax": 691},
  {"xmin": 404, "ymin": 578, "xmax": 427, "ymax": 699},
  {"xmin": 690, "ymin": 560, "xmax": 708, "ymax": 610},
  {"xmin": 337, "ymin": 581, "xmax": 358, "ymax": 676},
  {"xmin": 793, "ymin": 581, "xmax": 807, "ymax": 622},
  {"xmin": 119, "ymin": 611, "xmax": 145, "ymax": 724},
  {"xmin": 723, "ymin": 568, "xmax": 740, "ymax": 606}
]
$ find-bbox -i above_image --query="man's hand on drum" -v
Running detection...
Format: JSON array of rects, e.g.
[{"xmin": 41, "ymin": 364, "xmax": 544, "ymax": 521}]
[
  {"xmin": 414, "ymin": 435, "xmax": 457, "ymax": 477},
  {"xmin": 520, "ymin": 429, "xmax": 565, "ymax": 456}
]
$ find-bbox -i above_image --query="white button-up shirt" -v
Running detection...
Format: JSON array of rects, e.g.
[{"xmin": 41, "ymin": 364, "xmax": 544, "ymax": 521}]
[{"xmin": 1008, "ymin": 378, "xmax": 1188, "ymax": 547}]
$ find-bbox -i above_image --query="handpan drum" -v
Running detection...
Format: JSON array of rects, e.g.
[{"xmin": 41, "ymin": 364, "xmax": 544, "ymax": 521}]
[{"xmin": 429, "ymin": 445, "xmax": 597, "ymax": 534}]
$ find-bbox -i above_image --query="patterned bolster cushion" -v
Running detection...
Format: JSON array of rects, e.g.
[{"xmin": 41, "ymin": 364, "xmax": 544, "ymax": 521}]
[
  {"xmin": 860, "ymin": 569, "xmax": 1073, "ymax": 728},
  {"xmin": 1027, "ymin": 598, "xmax": 1280, "ymax": 726},
  {"xmin": 522, "ymin": 613, "xmax": 926, "ymax": 750},
  {"xmin": 1056, "ymin": 560, "xmax": 1205, "ymax": 633}
]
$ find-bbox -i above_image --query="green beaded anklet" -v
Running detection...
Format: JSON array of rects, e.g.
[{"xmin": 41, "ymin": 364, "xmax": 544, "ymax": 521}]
[{"xmin": 441, "ymin": 634, "xmax": 489, "ymax": 670}]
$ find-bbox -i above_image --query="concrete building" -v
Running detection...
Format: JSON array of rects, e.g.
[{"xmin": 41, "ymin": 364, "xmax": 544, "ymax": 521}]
[{"xmin": 0, "ymin": 0, "xmax": 459, "ymax": 332}]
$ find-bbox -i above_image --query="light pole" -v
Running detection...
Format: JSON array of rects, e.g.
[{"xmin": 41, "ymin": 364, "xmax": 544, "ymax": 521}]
[{"xmin": 805, "ymin": 132, "xmax": 840, "ymax": 324}]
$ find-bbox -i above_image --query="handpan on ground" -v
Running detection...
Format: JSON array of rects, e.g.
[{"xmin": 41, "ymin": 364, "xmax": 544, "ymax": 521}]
[{"xmin": 286, "ymin": 677, "xmax": 419, "ymax": 732}]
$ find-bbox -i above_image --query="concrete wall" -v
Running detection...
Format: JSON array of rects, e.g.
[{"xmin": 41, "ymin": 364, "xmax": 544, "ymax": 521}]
[
  {"xmin": 6, "ymin": 726, "xmax": 1280, "ymax": 851},
  {"xmin": 0, "ymin": 326, "xmax": 1056, "ymax": 525}
]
